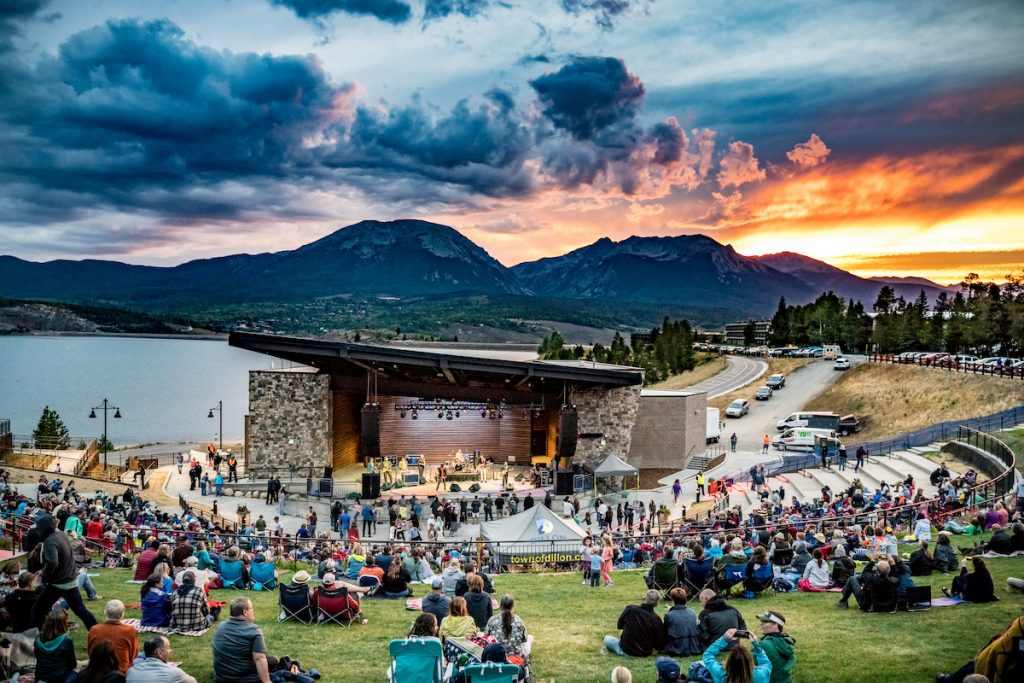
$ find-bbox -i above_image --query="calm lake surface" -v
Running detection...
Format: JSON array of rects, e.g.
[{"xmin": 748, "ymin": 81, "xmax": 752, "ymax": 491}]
[{"xmin": 0, "ymin": 336, "xmax": 282, "ymax": 445}]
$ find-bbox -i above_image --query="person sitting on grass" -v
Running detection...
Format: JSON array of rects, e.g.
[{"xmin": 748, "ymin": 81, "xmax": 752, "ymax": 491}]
[
  {"xmin": 603, "ymin": 589, "xmax": 666, "ymax": 657},
  {"xmin": 87, "ymin": 600, "xmax": 138, "ymax": 673},
  {"xmin": 933, "ymin": 532, "xmax": 960, "ymax": 574},
  {"xmin": 945, "ymin": 557, "xmax": 996, "ymax": 603},
  {"xmin": 986, "ymin": 525, "xmax": 1013, "ymax": 555},
  {"xmin": 438, "ymin": 596, "xmax": 479, "ymax": 642},
  {"xmin": 359, "ymin": 554, "xmax": 385, "ymax": 583},
  {"xmin": 799, "ymin": 549, "xmax": 831, "ymax": 591},
  {"xmin": 784, "ymin": 541, "xmax": 811, "ymax": 575},
  {"xmin": 381, "ymin": 557, "xmax": 413, "ymax": 598},
  {"xmin": 441, "ymin": 558, "xmax": 465, "ymax": 598},
  {"xmin": 127, "ymin": 635, "xmax": 198, "ymax": 683},
  {"xmin": 421, "ymin": 576, "xmax": 451, "ymax": 626},
  {"xmin": 936, "ymin": 613, "xmax": 1024, "ymax": 683},
  {"xmin": 701, "ymin": 628, "xmax": 772, "ymax": 683},
  {"xmin": 835, "ymin": 559, "xmax": 899, "ymax": 611},
  {"xmin": 908, "ymin": 541, "xmax": 934, "ymax": 576},
  {"xmin": 661, "ymin": 587, "xmax": 700, "ymax": 657},
  {"xmin": 79, "ymin": 641, "xmax": 126, "ymax": 683},
  {"xmin": 697, "ymin": 589, "xmax": 746, "ymax": 648},
  {"xmin": 171, "ymin": 570, "xmax": 220, "ymax": 632},
  {"xmin": 34, "ymin": 609, "xmax": 77, "ymax": 683},
  {"xmin": 464, "ymin": 573, "xmax": 493, "ymax": 630},
  {"xmin": 485, "ymin": 594, "xmax": 533, "ymax": 662},
  {"xmin": 140, "ymin": 574, "xmax": 171, "ymax": 628},
  {"xmin": 756, "ymin": 611, "xmax": 795, "ymax": 683},
  {"xmin": 0, "ymin": 571, "xmax": 42, "ymax": 633}
]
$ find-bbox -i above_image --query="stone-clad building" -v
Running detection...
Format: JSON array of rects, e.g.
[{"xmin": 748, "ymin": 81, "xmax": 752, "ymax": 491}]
[{"xmin": 231, "ymin": 332, "xmax": 707, "ymax": 479}]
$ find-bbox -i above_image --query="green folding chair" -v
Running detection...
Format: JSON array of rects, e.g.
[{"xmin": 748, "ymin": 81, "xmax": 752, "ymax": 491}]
[
  {"xmin": 387, "ymin": 637, "xmax": 443, "ymax": 683},
  {"xmin": 462, "ymin": 662, "xmax": 522, "ymax": 683}
]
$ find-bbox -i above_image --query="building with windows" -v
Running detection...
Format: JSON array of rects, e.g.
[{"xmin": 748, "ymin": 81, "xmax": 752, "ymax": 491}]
[{"xmin": 724, "ymin": 320, "xmax": 772, "ymax": 346}]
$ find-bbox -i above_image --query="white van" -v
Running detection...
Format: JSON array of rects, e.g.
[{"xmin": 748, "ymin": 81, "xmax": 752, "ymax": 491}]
[
  {"xmin": 822, "ymin": 344, "xmax": 842, "ymax": 360},
  {"xmin": 776, "ymin": 411, "xmax": 838, "ymax": 431},
  {"xmin": 772, "ymin": 428, "xmax": 837, "ymax": 451}
]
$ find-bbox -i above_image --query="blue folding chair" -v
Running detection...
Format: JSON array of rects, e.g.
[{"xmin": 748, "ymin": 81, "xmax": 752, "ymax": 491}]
[
  {"xmin": 462, "ymin": 662, "xmax": 521, "ymax": 683},
  {"xmin": 748, "ymin": 562, "xmax": 775, "ymax": 595},
  {"xmin": 250, "ymin": 561, "xmax": 277, "ymax": 591},
  {"xmin": 684, "ymin": 556, "xmax": 716, "ymax": 595},
  {"xmin": 717, "ymin": 564, "xmax": 746, "ymax": 594},
  {"xmin": 388, "ymin": 637, "xmax": 443, "ymax": 683},
  {"xmin": 219, "ymin": 559, "xmax": 246, "ymax": 589}
]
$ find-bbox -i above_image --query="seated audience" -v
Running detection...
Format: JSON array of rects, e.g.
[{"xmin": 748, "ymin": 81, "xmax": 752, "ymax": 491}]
[
  {"xmin": 933, "ymin": 532, "xmax": 959, "ymax": 574},
  {"xmin": 127, "ymin": 636, "xmax": 198, "ymax": 683},
  {"xmin": 441, "ymin": 559, "xmax": 465, "ymax": 598},
  {"xmin": 799, "ymin": 549, "xmax": 831, "ymax": 590},
  {"xmin": 280, "ymin": 570, "xmax": 314, "ymax": 622},
  {"xmin": 34, "ymin": 610, "xmax": 77, "ymax": 683},
  {"xmin": 485, "ymin": 594, "xmax": 532, "ymax": 660},
  {"xmin": 986, "ymin": 525, "xmax": 1013, "ymax": 555},
  {"xmin": 830, "ymin": 546, "xmax": 857, "ymax": 587},
  {"xmin": 908, "ymin": 541, "xmax": 934, "ymax": 576},
  {"xmin": 314, "ymin": 573, "xmax": 367, "ymax": 624},
  {"xmin": 87, "ymin": 600, "xmax": 139, "ymax": 673},
  {"xmin": 936, "ymin": 614, "xmax": 1023, "ymax": 683},
  {"xmin": 381, "ymin": 557, "xmax": 413, "ymax": 598},
  {"xmin": 359, "ymin": 554, "xmax": 385, "ymax": 583},
  {"xmin": 171, "ymin": 570, "xmax": 218, "ymax": 632},
  {"xmin": 464, "ymin": 573, "xmax": 493, "ymax": 630},
  {"xmin": 439, "ymin": 596, "xmax": 479, "ymax": 642},
  {"xmin": 421, "ymin": 576, "xmax": 451, "ymax": 626},
  {"xmin": 697, "ymin": 589, "xmax": 746, "ymax": 647},
  {"xmin": 604, "ymin": 589, "xmax": 666, "ymax": 657},
  {"xmin": 743, "ymin": 546, "xmax": 773, "ymax": 593},
  {"xmin": 946, "ymin": 557, "xmax": 996, "ymax": 603},
  {"xmin": 785, "ymin": 541, "xmax": 811, "ymax": 575},
  {"xmin": 211, "ymin": 597, "xmax": 271, "ymax": 683},
  {"xmin": 661, "ymin": 588, "xmax": 700, "ymax": 657},
  {"xmin": 835, "ymin": 559, "xmax": 899, "ymax": 612},
  {"xmin": 1, "ymin": 571, "xmax": 42, "ymax": 633},
  {"xmin": 408, "ymin": 612, "xmax": 438, "ymax": 638}
]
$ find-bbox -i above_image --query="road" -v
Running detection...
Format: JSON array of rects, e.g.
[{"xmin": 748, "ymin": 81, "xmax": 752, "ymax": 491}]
[
  {"xmin": 685, "ymin": 355, "xmax": 767, "ymax": 398},
  {"xmin": 720, "ymin": 355, "xmax": 866, "ymax": 453}
]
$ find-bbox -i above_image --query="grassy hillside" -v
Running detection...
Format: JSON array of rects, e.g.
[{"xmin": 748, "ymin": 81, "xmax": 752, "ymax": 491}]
[
  {"xmin": 652, "ymin": 354, "xmax": 727, "ymax": 390},
  {"xmin": 805, "ymin": 363, "xmax": 1024, "ymax": 440}
]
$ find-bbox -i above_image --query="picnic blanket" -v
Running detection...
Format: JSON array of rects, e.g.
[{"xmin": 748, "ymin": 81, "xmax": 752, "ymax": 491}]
[
  {"xmin": 406, "ymin": 597, "xmax": 499, "ymax": 611},
  {"xmin": 126, "ymin": 600, "xmax": 225, "ymax": 610},
  {"xmin": 931, "ymin": 596, "xmax": 968, "ymax": 607},
  {"xmin": 120, "ymin": 618, "xmax": 210, "ymax": 637},
  {"xmin": 982, "ymin": 550, "xmax": 1024, "ymax": 558}
]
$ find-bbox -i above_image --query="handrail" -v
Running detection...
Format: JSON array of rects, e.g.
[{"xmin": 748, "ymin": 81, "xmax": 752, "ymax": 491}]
[{"xmin": 869, "ymin": 353, "xmax": 1024, "ymax": 378}]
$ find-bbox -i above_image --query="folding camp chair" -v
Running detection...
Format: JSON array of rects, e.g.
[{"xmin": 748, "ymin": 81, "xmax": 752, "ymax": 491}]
[
  {"xmin": 316, "ymin": 586, "xmax": 358, "ymax": 626},
  {"xmin": 278, "ymin": 583, "xmax": 314, "ymax": 623},
  {"xmin": 250, "ymin": 562, "xmax": 277, "ymax": 591},
  {"xmin": 683, "ymin": 557, "xmax": 716, "ymax": 596},
  {"xmin": 771, "ymin": 548, "xmax": 794, "ymax": 568},
  {"xmin": 747, "ymin": 562, "xmax": 775, "ymax": 596},
  {"xmin": 650, "ymin": 558, "xmax": 680, "ymax": 596},
  {"xmin": 462, "ymin": 662, "xmax": 522, "ymax": 683},
  {"xmin": 717, "ymin": 564, "xmax": 746, "ymax": 594},
  {"xmin": 387, "ymin": 637, "xmax": 443, "ymax": 683},
  {"xmin": 219, "ymin": 559, "xmax": 247, "ymax": 589}
]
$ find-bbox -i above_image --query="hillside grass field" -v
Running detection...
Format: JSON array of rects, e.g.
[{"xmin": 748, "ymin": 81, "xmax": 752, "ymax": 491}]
[
  {"xmin": 804, "ymin": 363, "xmax": 1024, "ymax": 441},
  {"xmin": 60, "ymin": 535, "xmax": 1024, "ymax": 683},
  {"xmin": 653, "ymin": 353, "xmax": 727, "ymax": 391}
]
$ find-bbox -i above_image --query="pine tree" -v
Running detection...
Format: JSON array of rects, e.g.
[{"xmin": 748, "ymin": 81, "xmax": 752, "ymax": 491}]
[{"xmin": 32, "ymin": 406, "xmax": 71, "ymax": 450}]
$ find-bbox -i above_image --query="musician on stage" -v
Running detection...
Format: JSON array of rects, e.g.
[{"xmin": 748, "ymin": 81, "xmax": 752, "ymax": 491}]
[
  {"xmin": 398, "ymin": 456, "xmax": 409, "ymax": 482},
  {"xmin": 501, "ymin": 462, "xmax": 510, "ymax": 487},
  {"xmin": 436, "ymin": 462, "xmax": 447, "ymax": 491},
  {"xmin": 381, "ymin": 458, "xmax": 393, "ymax": 485}
]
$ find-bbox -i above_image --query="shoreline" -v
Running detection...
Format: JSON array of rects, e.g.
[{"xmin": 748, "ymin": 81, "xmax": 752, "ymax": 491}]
[{"xmin": 4, "ymin": 331, "xmax": 228, "ymax": 341}]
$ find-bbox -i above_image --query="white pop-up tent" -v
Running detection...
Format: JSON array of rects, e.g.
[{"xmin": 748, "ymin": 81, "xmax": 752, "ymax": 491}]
[
  {"xmin": 590, "ymin": 453, "xmax": 640, "ymax": 495},
  {"xmin": 479, "ymin": 503, "xmax": 587, "ymax": 563}
]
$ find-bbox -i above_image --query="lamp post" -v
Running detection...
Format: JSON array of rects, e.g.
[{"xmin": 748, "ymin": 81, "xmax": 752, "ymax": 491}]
[
  {"xmin": 208, "ymin": 400, "xmax": 223, "ymax": 451},
  {"xmin": 89, "ymin": 399, "xmax": 121, "ymax": 471}
]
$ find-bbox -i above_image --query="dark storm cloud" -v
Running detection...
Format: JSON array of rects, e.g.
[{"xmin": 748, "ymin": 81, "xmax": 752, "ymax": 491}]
[
  {"xmin": 269, "ymin": 0, "xmax": 412, "ymax": 24},
  {"xmin": 0, "ymin": 18, "xmax": 344, "ymax": 226},
  {"xmin": 423, "ymin": 0, "xmax": 490, "ymax": 21},
  {"xmin": 559, "ymin": 0, "xmax": 648, "ymax": 30},
  {"xmin": 530, "ymin": 56, "xmax": 644, "ymax": 140},
  {"xmin": 0, "ymin": 0, "xmax": 51, "ymax": 50}
]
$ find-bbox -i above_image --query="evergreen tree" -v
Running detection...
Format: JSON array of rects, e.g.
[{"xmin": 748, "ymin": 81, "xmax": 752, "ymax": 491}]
[{"xmin": 33, "ymin": 406, "xmax": 71, "ymax": 450}]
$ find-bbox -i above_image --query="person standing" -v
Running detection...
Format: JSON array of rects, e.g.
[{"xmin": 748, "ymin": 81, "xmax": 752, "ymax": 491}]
[
  {"xmin": 214, "ymin": 472, "xmax": 224, "ymax": 496},
  {"xmin": 855, "ymin": 445, "xmax": 866, "ymax": 472},
  {"xmin": 819, "ymin": 441, "xmax": 829, "ymax": 470},
  {"xmin": 837, "ymin": 445, "xmax": 848, "ymax": 472},
  {"xmin": 362, "ymin": 502, "xmax": 375, "ymax": 537},
  {"xmin": 227, "ymin": 452, "xmax": 238, "ymax": 483},
  {"xmin": 501, "ymin": 461, "xmax": 509, "ymax": 487},
  {"xmin": 436, "ymin": 462, "xmax": 446, "ymax": 491},
  {"xmin": 31, "ymin": 513, "xmax": 98, "ymax": 630},
  {"xmin": 696, "ymin": 471, "xmax": 706, "ymax": 501},
  {"xmin": 672, "ymin": 479, "xmax": 681, "ymax": 504},
  {"xmin": 601, "ymin": 535, "xmax": 615, "ymax": 586},
  {"xmin": 730, "ymin": 433, "xmax": 738, "ymax": 452},
  {"xmin": 211, "ymin": 597, "xmax": 272, "ymax": 683},
  {"xmin": 265, "ymin": 477, "xmax": 275, "ymax": 504},
  {"xmin": 762, "ymin": 434, "xmax": 770, "ymax": 455},
  {"xmin": 176, "ymin": 453, "xmax": 184, "ymax": 475}
]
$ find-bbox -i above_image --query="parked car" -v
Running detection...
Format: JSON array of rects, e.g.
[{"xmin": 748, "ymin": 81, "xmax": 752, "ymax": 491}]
[
  {"xmin": 834, "ymin": 357, "xmax": 850, "ymax": 371},
  {"xmin": 837, "ymin": 414, "xmax": 861, "ymax": 437},
  {"xmin": 725, "ymin": 399, "xmax": 750, "ymax": 418},
  {"xmin": 754, "ymin": 386, "xmax": 773, "ymax": 400},
  {"xmin": 766, "ymin": 373, "xmax": 786, "ymax": 389},
  {"xmin": 773, "ymin": 428, "xmax": 838, "ymax": 451}
]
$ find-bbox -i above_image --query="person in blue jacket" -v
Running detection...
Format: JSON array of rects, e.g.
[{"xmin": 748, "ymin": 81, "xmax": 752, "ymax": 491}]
[{"xmin": 702, "ymin": 628, "xmax": 772, "ymax": 683}]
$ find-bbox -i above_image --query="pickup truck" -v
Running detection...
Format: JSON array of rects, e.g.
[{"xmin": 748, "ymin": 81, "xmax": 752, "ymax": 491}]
[{"xmin": 837, "ymin": 414, "xmax": 861, "ymax": 437}]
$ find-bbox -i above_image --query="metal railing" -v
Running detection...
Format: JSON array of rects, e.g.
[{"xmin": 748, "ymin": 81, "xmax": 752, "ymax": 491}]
[{"xmin": 870, "ymin": 353, "xmax": 1024, "ymax": 379}]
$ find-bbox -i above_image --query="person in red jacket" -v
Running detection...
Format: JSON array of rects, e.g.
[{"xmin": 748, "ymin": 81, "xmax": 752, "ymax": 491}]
[
  {"xmin": 134, "ymin": 539, "xmax": 159, "ymax": 581},
  {"xmin": 86, "ymin": 515, "xmax": 104, "ymax": 540}
]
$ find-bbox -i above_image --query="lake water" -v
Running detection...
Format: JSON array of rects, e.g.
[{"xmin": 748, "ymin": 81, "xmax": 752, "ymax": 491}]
[{"xmin": 0, "ymin": 336, "xmax": 284, "ymax": 445}]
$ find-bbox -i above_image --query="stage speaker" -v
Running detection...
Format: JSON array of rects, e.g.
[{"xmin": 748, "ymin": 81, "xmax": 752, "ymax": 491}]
[
  {"xmin": 556, "ymin": 405, "xmax": 578, "ymax": 459},
  {"xmin": 361, "ymin": 472, "xmax": 381, "ymax": 499},
  {"xmin": 555, "ymin": 471, "xmax": 574, "ymax": 496},
  {"xmin": 450, "ymin": 483, "xmax": 462, "ymax": 492},
  {"xmin": 361, "ymin": 404, "xmax": 381, "ymax": 459},
  {"xmin": 468, "ymin": 483, "xmax": 481, "ymax": 493},
  {"xmin": 323, "ymin": 466, "xmax": 333, "ymax": 479}
]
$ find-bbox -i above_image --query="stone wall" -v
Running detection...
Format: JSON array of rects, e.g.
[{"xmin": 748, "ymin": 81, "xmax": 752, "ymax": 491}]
[
  {"xmin": 627, "ymin": 392, "xmax": 707, "ymax": 469},
  {"xmin": 248, "ymin": 370, "xmax": 331, "ymax": 475},
  {"xmin": 572, "ymin": 385, "xmax": 642, "ymax": 469}
]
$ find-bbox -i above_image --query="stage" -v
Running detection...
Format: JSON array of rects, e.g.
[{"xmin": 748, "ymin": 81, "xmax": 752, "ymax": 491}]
[{"xmin": 331, "ymin": 463, "xmax": 561, "ymax": 500}]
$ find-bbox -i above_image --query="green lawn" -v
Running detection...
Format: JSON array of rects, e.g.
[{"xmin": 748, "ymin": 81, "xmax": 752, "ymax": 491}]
[{"xmin": 63, "ymin": 540, "xmax": 1024, "ymax": 683}]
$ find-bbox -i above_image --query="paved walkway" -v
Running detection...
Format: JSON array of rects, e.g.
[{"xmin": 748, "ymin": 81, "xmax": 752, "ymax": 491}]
[{"xmin": 683, "ymin": 355, "xmax": 767, "ymax": 398}]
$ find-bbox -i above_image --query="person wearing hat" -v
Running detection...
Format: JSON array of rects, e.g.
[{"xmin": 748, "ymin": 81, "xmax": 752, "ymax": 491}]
[
  {"xmin": 654, "ymin": 656, "xmax": 681, "ymax": 682},
  {"xmin": 421, "ymin": 576, "xmax": 451, "ymax": 626},
  {"xmin": 170, "ymin": 571, "xmax": 218, "ymax": 632},
  {"xmin": 314, "ymin": 573, "xmax": 368, "ymax": 625},
  {"xmin": 757, "ymin": 610, "xmax": 795, "ymax": 683}
]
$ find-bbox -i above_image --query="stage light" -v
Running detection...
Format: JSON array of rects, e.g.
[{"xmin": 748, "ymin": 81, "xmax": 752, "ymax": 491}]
[
  {"xmin": 455, "ymin": 410, "xmax": 460, "ymax": 418},
  {"xmin": 437, "ymin": 410, "xmax": 444, "ymax": 419},
  {"xmin": 481, "ymin": 410, "xmax": 488, "ymax": 418},
  {"xmin": 489, "ymin": 410, "xmax": 497, "ymax": 420},
  {"xmin": 446, "ymin": 411, "xmax": 453, "ymax": 420},
  {"xmin": 498, "ymin": 410, "xmax": 504, "ymax": 419},
  {"xmin": 412, "ymin": 410, "xmax": 418, "ymax": 420},
  {"xmin": 400, "ymin": 410, "xmax": 406, "ymax": 418}
]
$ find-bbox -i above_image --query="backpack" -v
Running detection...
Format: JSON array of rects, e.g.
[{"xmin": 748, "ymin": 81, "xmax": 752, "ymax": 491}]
[
  {"xmin": 773, "ymin": 576, "xmax": 795, "ymax": 593},
  {"xmin": 687, "ymin": 661, "xmax": 714, "ymax": 683}
]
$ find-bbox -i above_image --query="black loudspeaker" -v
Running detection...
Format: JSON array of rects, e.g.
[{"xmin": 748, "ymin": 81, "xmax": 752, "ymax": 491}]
[
  {"xmin": 468, "ymin": 483, "xmax": 481, "ymax": 493},
  {"xmin": 530, "ymin": 431, "xmax": 546, "ymax": 456},
  {"xmin": 323, "ymin": 466, "xmax": 333, "ymax": 479},
  {"xmin": 555, "ymin": 471, "xmax": 574, "ymax": 496},
  {"xmin": 361, "ymin": 472, "xmax": 381, "ymax": 499},
  {"xmin": 361, "ymin": 404, "xmax": 381, "ymax": 459},
  {"xmin": 450, "ymin": 483, "xmax": 462, "ymax": 492},
  {"xmin": 556, "ymin": 405, "xmax": 578, "ymax": 459}
]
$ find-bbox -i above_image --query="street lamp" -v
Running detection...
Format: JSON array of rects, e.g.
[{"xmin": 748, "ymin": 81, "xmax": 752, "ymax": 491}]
[
  {"xmin": 208, "ymin": 400, "xmax": 223, "ymax": 451},
  {"xmin": 89, "ymin": 399, "xmax": 121, "ymax": 471}
]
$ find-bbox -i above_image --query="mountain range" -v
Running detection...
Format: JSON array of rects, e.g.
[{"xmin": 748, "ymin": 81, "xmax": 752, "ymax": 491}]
[{"xmin": 0, "ymin": 219, "xmax": 954, "ymax": 318}]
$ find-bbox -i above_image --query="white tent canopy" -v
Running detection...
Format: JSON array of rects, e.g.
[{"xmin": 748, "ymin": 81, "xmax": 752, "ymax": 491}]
[
  {"xmin": 591, "ymin": 453, "xmax": 639, "ymax": 478},
  {"xmin": 479, "ymin": 504, "xmax": 587, "ymax": 561}
]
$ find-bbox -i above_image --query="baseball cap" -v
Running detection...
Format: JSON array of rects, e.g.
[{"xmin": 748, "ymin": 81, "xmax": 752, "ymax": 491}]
[
  {"xmin": 431, "ymin": 576, "xmax": 443, "ymax": 589},
  {"xmin": 757, "ymin": 610, "xmax": 786, "ymax": 627},
  {"xmin": 322, "ymin": 573, "xmax": 336, "ymax": 586},
  {"xmin": 655, "ymin": 656, "xmax": 681, "ymax": 681}
]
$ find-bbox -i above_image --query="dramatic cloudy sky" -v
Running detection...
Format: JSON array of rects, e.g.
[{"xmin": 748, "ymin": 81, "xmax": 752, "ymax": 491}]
[{"xmin": 1, "ymin": 0, "xmax": 1023, "ymax": 283}]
